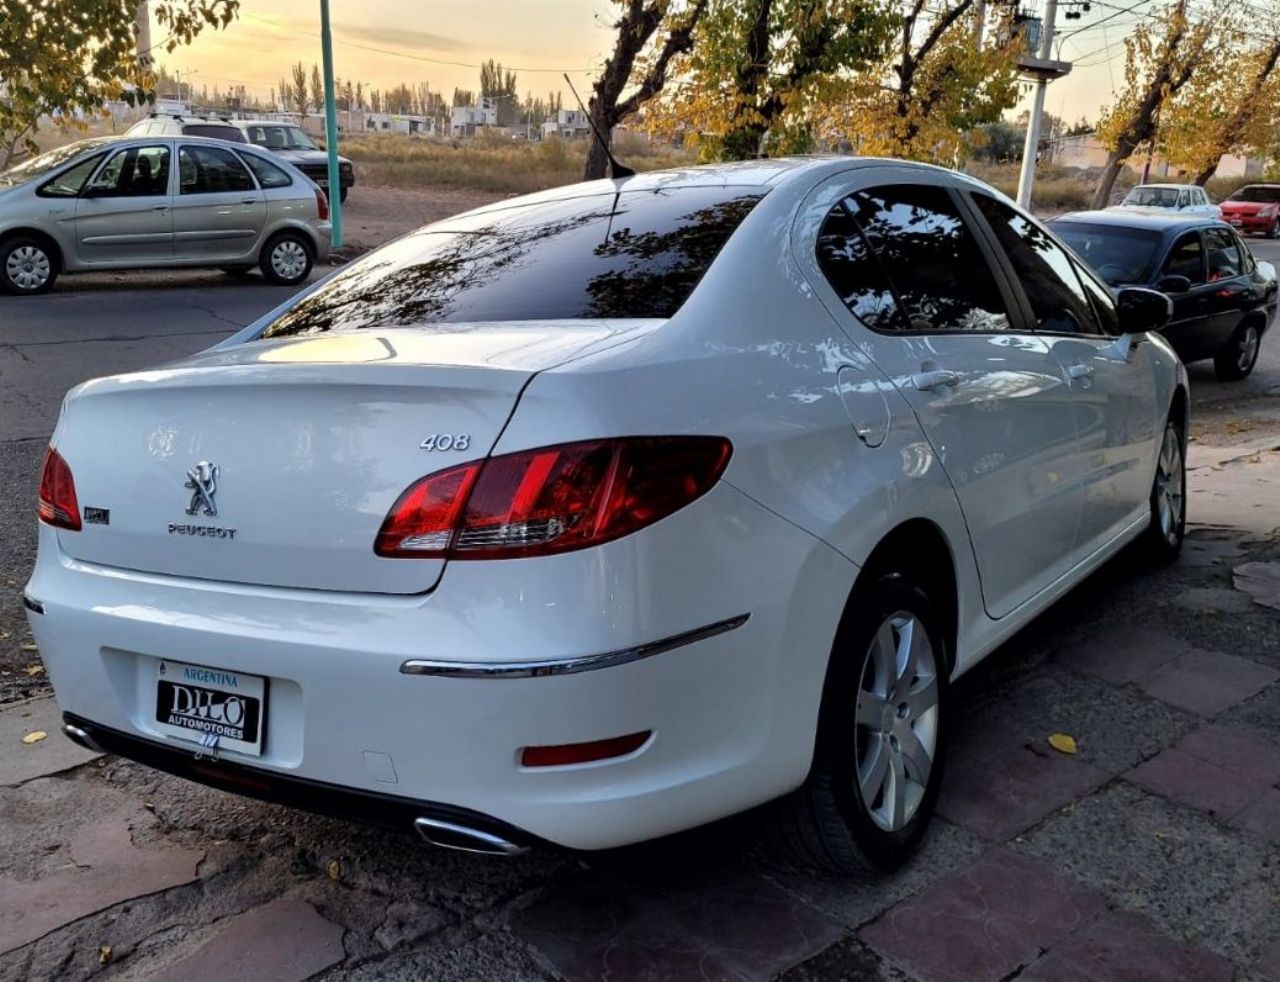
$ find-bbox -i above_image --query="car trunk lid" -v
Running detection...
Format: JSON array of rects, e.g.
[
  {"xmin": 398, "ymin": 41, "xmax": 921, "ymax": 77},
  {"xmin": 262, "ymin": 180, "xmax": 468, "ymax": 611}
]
[{"xmin": 51, "ymin": 324, "xmax": 650, "ymax": 594}]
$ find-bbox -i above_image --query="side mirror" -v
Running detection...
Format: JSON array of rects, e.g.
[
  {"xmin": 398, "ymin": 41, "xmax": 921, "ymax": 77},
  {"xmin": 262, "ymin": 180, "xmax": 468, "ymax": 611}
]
[
  {"xmin": 1117, "ymin": 286, "xmax": 1173, "ymax": 334},
  {"xmin": 1155, "ymin": 274, "xmax": 1191, "ymax": 293}
]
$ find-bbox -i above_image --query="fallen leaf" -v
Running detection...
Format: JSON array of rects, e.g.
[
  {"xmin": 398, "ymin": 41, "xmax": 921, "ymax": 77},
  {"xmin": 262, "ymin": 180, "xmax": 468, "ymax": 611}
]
[
  {"xmin": 1048, "ymin": 733, "xmax": 1078, "ymax": 755},
  {"xmin": 326, "ymin": 859, "xmax": 341, "ymax": 880},
  {"xmin": 99, "ymin": 945, "xmax": 113, "ymax": 965},
  {"xmin": 24, "ymin": 664, "xmax": 44, "ymax": 677},
  {"xmin": 22, "ymin": 731, "xmax": 47, "ymax": 745},
  {"xmin": 19, "ymin": 643, "xmax": 38, "ymax": 653}
]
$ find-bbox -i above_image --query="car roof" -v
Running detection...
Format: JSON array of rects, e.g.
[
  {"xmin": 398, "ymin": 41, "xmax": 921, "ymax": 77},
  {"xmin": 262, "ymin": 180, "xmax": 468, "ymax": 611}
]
[
  {"xmin": 1049, "ymin": 209, "xmax": 1227, "ymax": 232},
  {"xmin": 1127, "ymin": 183, "xmax": 1198, "ymax": 191}
]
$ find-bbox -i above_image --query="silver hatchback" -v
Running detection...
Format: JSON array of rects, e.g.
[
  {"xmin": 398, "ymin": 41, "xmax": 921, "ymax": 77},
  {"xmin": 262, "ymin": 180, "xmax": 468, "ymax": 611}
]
[{"xmin": 0, "ymin": 135, "xmax": 332, "ymax": 294}]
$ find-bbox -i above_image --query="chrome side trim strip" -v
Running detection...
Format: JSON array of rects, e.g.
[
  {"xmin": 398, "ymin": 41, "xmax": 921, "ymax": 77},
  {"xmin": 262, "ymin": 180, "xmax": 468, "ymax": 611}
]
[{"xmin": 399, "ymin": 613, "xmax": 750, "ymax": 679}]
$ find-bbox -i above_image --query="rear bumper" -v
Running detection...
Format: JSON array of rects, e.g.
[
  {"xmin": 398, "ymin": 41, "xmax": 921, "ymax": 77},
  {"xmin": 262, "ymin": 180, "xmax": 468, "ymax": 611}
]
[
  {"xmin": 1223, "ymin": 214, "xmax": 1276, "ymax": 232},
  {"xmin": 25, "ymin": 485, "xmax": 854, "ymax": 850}
]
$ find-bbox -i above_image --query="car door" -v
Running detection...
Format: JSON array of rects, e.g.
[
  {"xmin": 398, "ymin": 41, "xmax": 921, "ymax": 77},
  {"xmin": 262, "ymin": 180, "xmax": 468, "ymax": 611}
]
[
  {"xmin": 172, "ymin": 144, "xmax": 267, "ymax": 262},
  {"xmin": 1203, "ymin": 226, "xmax": 1253, "ymax": 346},
  {"xmin": 809, "ymin": 174, "xmax": 1082, "ymax": 619},
  {"xmin": 966, "ymin": 191, "xmax": 1158, "ymax": 558},
  {"xmin": 1153, "ymin": 229, "xmax": 1217, "ymax": 360},
  {"xmin": 73, "ymin": 144, "xmax": 173, "ymax": 265}
]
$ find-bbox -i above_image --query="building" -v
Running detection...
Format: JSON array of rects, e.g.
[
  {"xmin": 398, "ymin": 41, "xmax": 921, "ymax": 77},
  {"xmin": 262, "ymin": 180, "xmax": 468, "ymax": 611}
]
[
  {"xmin": 450, "ymin": 98, "xmax": 497, "ymax": 137},
  {"xmin": 363, "ymin": 112, "xmax": 435, "ymax": 136},
  {"xmin": 1050, "ymin": 132, "xmax": 1270, "ymax": 181},
  {"xmin": 541, "ymin": 108, "xmax": 592, "ymax": 140}
]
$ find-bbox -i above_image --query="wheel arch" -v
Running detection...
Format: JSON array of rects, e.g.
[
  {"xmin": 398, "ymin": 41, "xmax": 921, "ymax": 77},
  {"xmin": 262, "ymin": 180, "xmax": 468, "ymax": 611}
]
[{"xmin": 0, "ymin": 227, "xmax": 64, "ymax": 271}]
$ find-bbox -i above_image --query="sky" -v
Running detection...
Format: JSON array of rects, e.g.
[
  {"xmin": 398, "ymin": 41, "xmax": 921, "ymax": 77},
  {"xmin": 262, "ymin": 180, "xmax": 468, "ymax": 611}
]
[{"xmin": 155, "ymin": 0, "xmax": 1139, "ymax": 127}]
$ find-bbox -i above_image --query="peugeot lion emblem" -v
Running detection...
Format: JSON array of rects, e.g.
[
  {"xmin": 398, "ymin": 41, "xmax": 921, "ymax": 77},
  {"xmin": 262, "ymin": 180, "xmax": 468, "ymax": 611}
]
[{"xmin": 184, "ymin": 461, "xmax": 220, "ymax": 517}]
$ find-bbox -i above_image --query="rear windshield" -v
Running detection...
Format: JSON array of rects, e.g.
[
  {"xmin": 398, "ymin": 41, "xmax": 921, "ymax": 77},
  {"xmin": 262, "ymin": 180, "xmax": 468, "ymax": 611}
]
[
  {"xmin": 0, "ymin": 139, "xmax": 110, "ymax": 186},
  {"xmin": 183, "ymin": 124, "xmax": 245, "ymax": 142},
  {"xmin": 1228, "ymin": 186, "xmax": 1280, "ymax": 203},
  {"xmin": 262, "ymin": 186, "xmax": 765, "ymax": 335},
  {"xmin": 1050, "ymin": 222, "xmax": 1164, "ymax": 286}
]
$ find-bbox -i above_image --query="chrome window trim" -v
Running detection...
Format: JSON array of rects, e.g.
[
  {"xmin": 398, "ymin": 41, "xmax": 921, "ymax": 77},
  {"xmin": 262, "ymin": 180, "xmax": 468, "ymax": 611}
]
[{"xmin": 399, "ymin": 613, "xmax": 749, "ymax": 679}]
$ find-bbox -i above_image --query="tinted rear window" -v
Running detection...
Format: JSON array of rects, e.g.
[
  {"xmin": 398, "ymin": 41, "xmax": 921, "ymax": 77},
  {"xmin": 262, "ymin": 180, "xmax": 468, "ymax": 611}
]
[
  {"xmin": 262, "ymin": 187, "xmax": 765, "ymax": 335},
  {"xmin": 1229, "ymin": 186, "xmax": 1280, "ymax": 203},
  {"xmin": 1049, "ymin": 222, "xmax": 1164, "ymax": 285},
  {"xmin": 183, "ymin": 124, "xmax": 245, "ymax": 142}
]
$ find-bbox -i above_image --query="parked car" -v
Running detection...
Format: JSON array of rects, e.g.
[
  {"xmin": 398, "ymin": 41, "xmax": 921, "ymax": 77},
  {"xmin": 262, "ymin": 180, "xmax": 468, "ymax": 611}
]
[
  {"xmin": 28, "ymin": 158, "xmax": 1187, "ymax": 873},
  {"xmin": 1219, "ymin": 184, "xmax": 1280, "ymax": 238},
  {"xmin": 125, "ymin": 113, "xmax": 247, "ymax": 144},
  {"xmin": 1049, "ymin": 209, "xmax": 1277, "ymax": 380},
  {"xmin": 1116, "ymin": 183, "xmax": 1219, "ymax": 216},
  {"xmin": 0, "ymin": 135, "xmax": 332, "ymax": 294},
  {"xmin": 228, "ymin": 120, "xmax": 355, "ymax": 202}
]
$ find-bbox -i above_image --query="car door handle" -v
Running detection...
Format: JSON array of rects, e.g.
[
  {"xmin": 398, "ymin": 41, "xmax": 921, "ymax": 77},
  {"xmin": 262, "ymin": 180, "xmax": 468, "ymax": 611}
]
[
  {"xmin": 241, "ymin": 198, "xmax": 257, "ymax": 205},
  {"xmin": 1068, "ymin": 363, "xmax": 1095, "ymax": 380},
  {"xmin": 151, "ymin": 205, "xmax": 168, "ymax": 212},
  {"xmin": 911, "ymin": 369, "xmax": 960, "ymax": 392}
]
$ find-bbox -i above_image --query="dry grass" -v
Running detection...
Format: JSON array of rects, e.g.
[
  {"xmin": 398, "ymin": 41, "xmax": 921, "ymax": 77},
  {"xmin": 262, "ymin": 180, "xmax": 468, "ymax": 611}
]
[{"xmin": 341, "ymin": 131, "xmax": 696, "ymax": 195}]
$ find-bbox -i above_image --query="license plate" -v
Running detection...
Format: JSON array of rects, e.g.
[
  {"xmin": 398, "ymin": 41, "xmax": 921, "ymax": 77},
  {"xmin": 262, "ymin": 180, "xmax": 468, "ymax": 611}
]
[
  {"xmin": 154, "ymin": 659, "xmax": 266, "ymax": 756},
  {"xmin": 316, "ymin": 179, "xmax": 328, "ymax": 188}
]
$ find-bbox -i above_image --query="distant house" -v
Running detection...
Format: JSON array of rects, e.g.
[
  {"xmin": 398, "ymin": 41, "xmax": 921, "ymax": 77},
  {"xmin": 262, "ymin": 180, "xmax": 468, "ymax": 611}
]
[
  {"xmin": 541, "ymin": 108, "xmax": 591, "ymax": 140},
  {"xmin": 363, "ymin": 112, "xmax": 434, "ymax": 136},
  {"xmin": 450, "ymin": 98, "xmax": 497, "ymax": 137},
  {"xmin": 1050, "ymin": 131, "xmax": 1269, "ymax": 180}
]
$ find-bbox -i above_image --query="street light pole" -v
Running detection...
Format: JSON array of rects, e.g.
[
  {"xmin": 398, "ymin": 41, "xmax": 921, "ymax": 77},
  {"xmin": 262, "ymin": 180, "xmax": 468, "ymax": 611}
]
[
  {"xmin": 319, "ymin": 0, "xmax": 343, "ymax": 248},
  {"xmin": 1016, "ymin": 0, "xmax": 1060, "ymax": 208}
]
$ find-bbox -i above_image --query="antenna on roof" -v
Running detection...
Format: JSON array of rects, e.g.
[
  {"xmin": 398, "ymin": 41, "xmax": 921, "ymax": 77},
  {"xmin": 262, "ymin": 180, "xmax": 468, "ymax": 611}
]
[{"xmin": 562, "ymin": 73, "xmax": 634, "ymax": 180}]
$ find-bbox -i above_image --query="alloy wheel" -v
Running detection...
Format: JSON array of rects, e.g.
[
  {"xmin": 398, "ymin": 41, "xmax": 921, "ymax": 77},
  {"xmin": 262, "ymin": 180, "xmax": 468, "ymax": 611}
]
[
  {"xmin": 270, "ymin": 239, "xmax": 308, "ymax": 281},
  {"xmin": 1155, "ymin": 423, "xmax": 1184, "ymax": 545},
  {"xmin": 854, "ymin": 611, "xmax": 939, "ymax": 832},
  {"xmin": 1236, "ymin": 325, "xmax": 1260, "ymax": 374},
  {"xmin": 5, "ymin": 245, "xmax": 51, "ymax": 292}
]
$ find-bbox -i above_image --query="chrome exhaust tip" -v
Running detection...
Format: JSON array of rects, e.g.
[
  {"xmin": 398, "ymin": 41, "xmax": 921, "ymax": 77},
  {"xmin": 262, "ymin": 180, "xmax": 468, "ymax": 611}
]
[
  {"xmin": 62, "ymin": 723, "xmax": 104, "ymax": 753},
  {"xmin": 413, "ymin": 816, "xmax": 528, "ymax": 856}
]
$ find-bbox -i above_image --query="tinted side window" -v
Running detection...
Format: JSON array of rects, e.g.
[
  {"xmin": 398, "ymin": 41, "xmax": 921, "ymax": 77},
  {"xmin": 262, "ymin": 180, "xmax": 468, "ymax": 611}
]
[
  {"xmin": 37, "ymin": 154, "xmax": 104, "ymax": 198},
  {"xmin": 86, "ymin": 146, "xmax": 171, "ymax": 197},
  {"xmin": 972, "ymin": 193, "xmax": 1101, "ymax": 336},
  {"xmin": 262, "ymin": 187, "xmax": 766, "ymax": 333},
  {"xmin": 1205, "ymin": 227, "xmax": 1242, "ymax": 280},
  {"xmin": 816, "ymin": 203, "xmax": 906, "ymax": 333},
  {"xmin": 845, "ymin": 184, "xmax": 1010, "ymax": 333},
  {"xmin": 183, "ymin": 124, "xmax": 245, "ymax": 142},
  {"xmin": 179, "ymin": 145, "xmax": 255, "ymax": 194},
  {"xmin": 238, "ymin": 152, "xmax": 292, "ymax": 189},
  {"xmin": 1231, "ymin": 229, "xmax": 1255, "ymax": 272},
  {"xmin": 1162, "ymin": 232, "xmax": 1205, "ymax": 285}
]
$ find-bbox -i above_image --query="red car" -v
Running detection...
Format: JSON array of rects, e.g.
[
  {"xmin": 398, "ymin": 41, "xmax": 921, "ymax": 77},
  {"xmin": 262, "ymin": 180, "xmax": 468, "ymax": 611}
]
[{"xmin": 1220, "ymin": 184, "xmax": 1280, "ymax": 238}]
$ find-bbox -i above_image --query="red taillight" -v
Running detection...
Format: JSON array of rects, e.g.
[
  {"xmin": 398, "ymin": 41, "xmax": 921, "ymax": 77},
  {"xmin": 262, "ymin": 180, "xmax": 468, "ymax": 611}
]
[
  {"xmin": 375, "ymin": 437, "xmax": 732, "ymax": 560},
  {"xmin": 521, "ymin": 731, "xmax": 652, "ymax": 767},
  {"xmin": 315, "ymin": 187, "xmax": 329, "ymax": 221},
  {"xmin": 38, "ymin": 447, "xmax": 80, "ymax": 531}
]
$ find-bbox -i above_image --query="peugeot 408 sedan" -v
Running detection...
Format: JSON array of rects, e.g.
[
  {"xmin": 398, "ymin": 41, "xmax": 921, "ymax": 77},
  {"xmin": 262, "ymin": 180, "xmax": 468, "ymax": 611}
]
[{"xmin": 27, "ymin": 158, "xmax": 1186, "ymax": 872}]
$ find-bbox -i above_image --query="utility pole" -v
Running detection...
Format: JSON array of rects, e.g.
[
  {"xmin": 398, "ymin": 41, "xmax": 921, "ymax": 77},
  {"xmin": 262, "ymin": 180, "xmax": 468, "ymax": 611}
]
[
  {"xmin": 1016, "ymin": 0, "xmax": 1066, "ymax": 208},
  {"xmin": 319, "ymin": 0, "xmax": 343, "ymax": 248}
]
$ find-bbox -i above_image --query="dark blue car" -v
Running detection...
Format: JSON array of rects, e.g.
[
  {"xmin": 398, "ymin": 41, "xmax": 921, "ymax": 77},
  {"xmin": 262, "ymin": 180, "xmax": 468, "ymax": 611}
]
[{"xmin": 1049, "ymin": 210, "xmax": 1278, "ymax": 380}]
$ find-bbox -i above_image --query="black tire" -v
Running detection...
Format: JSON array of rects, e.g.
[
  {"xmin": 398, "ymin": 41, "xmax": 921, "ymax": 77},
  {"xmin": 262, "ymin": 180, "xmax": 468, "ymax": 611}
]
[
  {"xmin": 1213, "ymin": 321, "xmax": 1261, "ymax": 381},
  {"xmin": 0, "ymin": 235, "xmax": 59, "ymax": 295},
  {"xmin": 774, "ymin": 572, "xmax": 949, "ymax": 874},
  {"xmin": 1142, "ymin": 411, "xmax": 1186, "ymax": 561},
  {"xmin": 339, "ymin": 187, "xmax": 349, "ymax": 204},
  {"xmin": 258, "ymin": 232, "xmax": 313, "ymax": 287}
]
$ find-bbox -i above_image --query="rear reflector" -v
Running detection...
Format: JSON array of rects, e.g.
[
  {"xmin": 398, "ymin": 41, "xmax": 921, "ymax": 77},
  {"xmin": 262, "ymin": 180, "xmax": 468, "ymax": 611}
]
[
  {"xmin": 37, "ymin": 446, "xmax": 80, "ymax": 531},
  {"xmin": 375, "ymin": 436, "xmax": 732, "ymax": 560},
  {"xmin": 520, "ymin": 731, "xmax": 651, "ymax": 768}
]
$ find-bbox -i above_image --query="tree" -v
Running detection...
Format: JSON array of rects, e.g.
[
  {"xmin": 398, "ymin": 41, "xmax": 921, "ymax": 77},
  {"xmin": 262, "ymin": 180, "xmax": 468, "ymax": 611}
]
[
  {"xmin": 355, "ymin": 80, "xmax": 364, "ymax": 111},
  {"xmin": 827, "ymin": 0, "xmax": 1018, "ymax": 162},
  {"xmin": 479, "ymin": 59, "xmax": 519, "ymax": 125},
  {"xmin": 290, "ymin": 61, "xmax": 309, "ymax": 116},
  {"xmin": 452, "ymin": 87, "xmax": 476, "ymax": 108},
  {"xmin": 1162, "ymin": 25, "xmax": 1280, "ymax": 184},
  {"xmin": 1, "ymin": 0, "xmax": 238, "ymax": 167},
  {"xmin": 582, "ymin": 0, "xmax": 710, "ymax": 180},
  {"xmin": 309, "ymin": 63, "xmax": 324, "ymax": 117},
  {"xmin": 1091, "ymin": 0, "xmax": 1231, "ymax": 208},
  {"xmin": 648, "ymin": 0, "xmax": 894, "ymax": 162}
]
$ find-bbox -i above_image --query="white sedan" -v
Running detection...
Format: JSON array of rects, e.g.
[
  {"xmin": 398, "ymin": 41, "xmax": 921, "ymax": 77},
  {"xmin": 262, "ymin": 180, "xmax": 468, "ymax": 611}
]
[{"xmin": 26, "ymin": 158, "xmax": 1186, "ymax": 872}]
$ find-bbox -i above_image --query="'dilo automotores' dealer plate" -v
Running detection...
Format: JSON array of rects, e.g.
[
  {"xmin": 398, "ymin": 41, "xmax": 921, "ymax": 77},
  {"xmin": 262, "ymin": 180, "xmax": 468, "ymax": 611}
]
[{"xmin": 153, "ymin": 659, "xmax": 267, "ymax": 756}]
